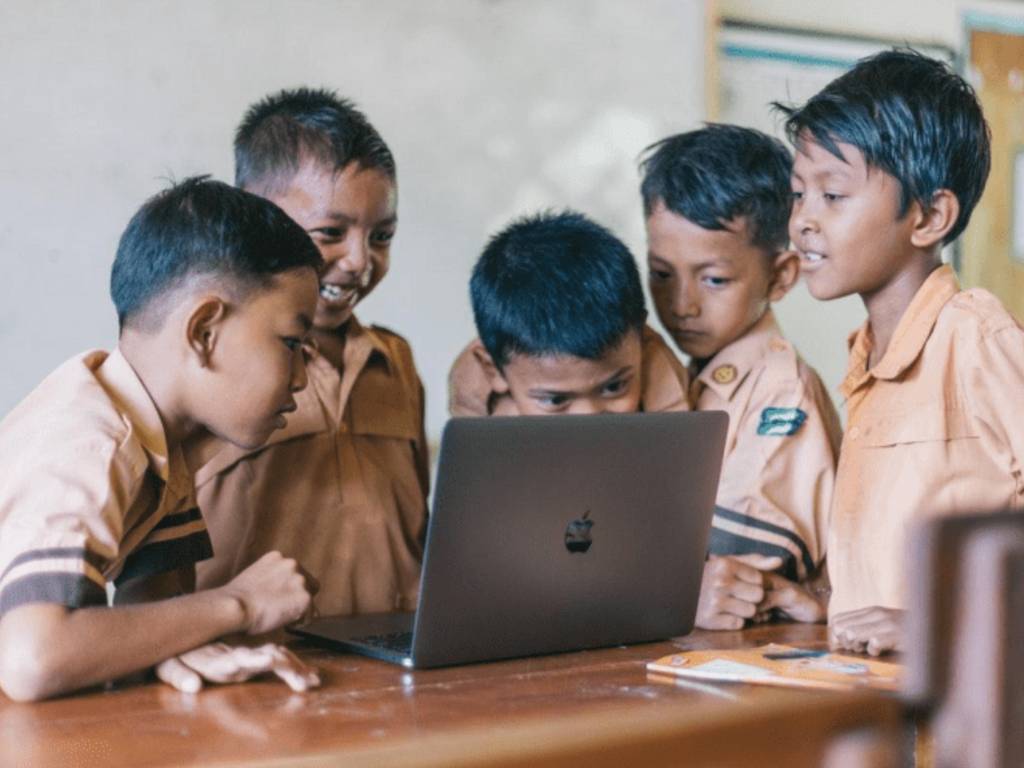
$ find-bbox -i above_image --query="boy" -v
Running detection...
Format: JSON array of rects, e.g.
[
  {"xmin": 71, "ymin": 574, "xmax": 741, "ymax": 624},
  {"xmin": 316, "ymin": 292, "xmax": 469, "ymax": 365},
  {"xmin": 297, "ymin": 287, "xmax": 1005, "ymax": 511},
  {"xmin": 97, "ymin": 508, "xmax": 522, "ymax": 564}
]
[
  {"xmin": 195, "ymin": 89, "xmax": 429, "ymax": 617},
  {"xmin": 640, "ymin": 125, "xmax": 842, "ymax": 630},
  {"xmin": 0, "ymin": 177, "xmax": 322, "ymax": 700},
  {"xmin": 448, "ymin": 211, "xmax": 691, "ymax": 418},
  {"xmin": 780, "ymin": 49, "xmax": 1024, "ymax": 655}
]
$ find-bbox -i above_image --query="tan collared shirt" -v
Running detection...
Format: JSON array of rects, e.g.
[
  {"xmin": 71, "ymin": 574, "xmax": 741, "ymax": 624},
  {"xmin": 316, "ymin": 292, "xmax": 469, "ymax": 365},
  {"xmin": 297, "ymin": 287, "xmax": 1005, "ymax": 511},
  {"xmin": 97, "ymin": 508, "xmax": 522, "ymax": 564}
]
[
  {"xmin": 195, "ymin": 318, "xmax": 429, "ymax": 616},
  {"xmin": 829, "ymin": 265, "xmax": 1024, "ymax": 616},
  {"xmin": 693, "ymin": 311, "xmax": 842, "ymax": 583},
  {"xmin": 447, "ymin": 325, "xmax": 691, "ymax": 416},
  {"xmin": 0, "ymin": 349, "xmax": 209, "ymax": 616}
]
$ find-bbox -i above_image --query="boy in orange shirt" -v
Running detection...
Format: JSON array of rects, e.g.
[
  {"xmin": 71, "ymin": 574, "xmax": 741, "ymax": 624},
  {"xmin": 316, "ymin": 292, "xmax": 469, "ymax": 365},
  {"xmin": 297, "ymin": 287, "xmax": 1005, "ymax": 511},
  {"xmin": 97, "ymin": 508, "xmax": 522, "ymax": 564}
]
[
  {"xmin": 195, "ymin": 90, "xmax": 429, "ymax": 617},
  {"xmin": 640, "ymin": 125, "xmax": 842, "ymax": 630},
  {"xmin": 780, "ymin": 49, "xmax": 1024, "ymax": 654},
  {"xmin": 447, "ymin": 211, "xmax": 690, "ymax": 418},
  {"xmin": 0, "ymin": 178, "xmax": 322, "ymax": 700}
]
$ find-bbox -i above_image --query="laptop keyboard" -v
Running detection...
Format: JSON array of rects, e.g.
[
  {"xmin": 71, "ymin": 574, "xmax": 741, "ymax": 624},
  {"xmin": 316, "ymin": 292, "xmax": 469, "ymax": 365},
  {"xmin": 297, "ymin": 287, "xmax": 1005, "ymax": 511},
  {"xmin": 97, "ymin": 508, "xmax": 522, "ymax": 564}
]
[{"xmin": 352, "ymin": 631, "xmax": 413, "ymax": 654}]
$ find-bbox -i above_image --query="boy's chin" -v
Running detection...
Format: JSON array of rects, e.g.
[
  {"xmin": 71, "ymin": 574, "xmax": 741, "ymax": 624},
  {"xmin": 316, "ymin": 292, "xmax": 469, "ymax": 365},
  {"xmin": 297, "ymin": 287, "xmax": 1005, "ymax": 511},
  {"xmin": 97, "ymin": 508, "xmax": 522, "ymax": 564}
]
[
  {"xmin": 803, "ymin": 272, "xmax": 854, "ymax": 302},
  {"xmin": 221, "ymin": 423, "xmax": 280, "ymax": 452}
]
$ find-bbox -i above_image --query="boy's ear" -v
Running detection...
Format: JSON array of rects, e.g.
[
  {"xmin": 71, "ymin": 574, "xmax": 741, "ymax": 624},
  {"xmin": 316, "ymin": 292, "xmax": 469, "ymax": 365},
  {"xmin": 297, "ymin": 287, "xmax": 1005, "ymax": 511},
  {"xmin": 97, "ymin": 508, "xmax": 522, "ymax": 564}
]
[
  {"xmin": 910, "ymin": 189, "xmax": 960, "ymax": 249},
  {"xmin": 185, "ymin": 296, "xmax": 229, "ymax": 367},
  {"xmin": 471, "ymin": 343, "xmax": 509, "ymax": 394},
  {"xmin": 767, "ymin": 250, "xmax": 801, "ymax": 303}
]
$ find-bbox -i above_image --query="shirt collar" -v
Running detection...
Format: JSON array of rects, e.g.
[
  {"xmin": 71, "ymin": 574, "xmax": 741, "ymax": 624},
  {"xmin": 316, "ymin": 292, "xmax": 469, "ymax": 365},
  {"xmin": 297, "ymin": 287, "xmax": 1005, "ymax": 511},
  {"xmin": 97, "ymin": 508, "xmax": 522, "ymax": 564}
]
[
  {"xmin": 343, "ymin": 316, "xmax": 394, "ymax": 375},
  {"xmin": 95, "ymin": 347, "xmax": 186, "ymax": 491},
  {"xmin": 840, "ymin": 264, "xmax": 960, "ymax": 398},
  {"xmin": 694, "ymin": 310, "xmax": 781, "ymax": 402}
]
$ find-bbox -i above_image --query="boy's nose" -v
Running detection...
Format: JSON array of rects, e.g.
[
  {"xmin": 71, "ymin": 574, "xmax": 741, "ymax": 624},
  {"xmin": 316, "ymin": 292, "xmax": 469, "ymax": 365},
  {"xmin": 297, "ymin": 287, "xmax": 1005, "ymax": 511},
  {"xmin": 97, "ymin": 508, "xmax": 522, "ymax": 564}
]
[
  {"xmin": 290, "ymin": 349, "xmax": 309, "ymax": 393},
  {"xmin": 569, "ymin": 399, "xmax": 604, "ymax": 416},
  {"xmin": 674, "ymin": 284, "xmax": 700, "ymax": 319},
  {"xmin": 791, "ymin": 205, "xmax": 819, "ymax": 236},
  {"xmin": 339, "ymin": 237, "xmax": 369, "ymax": 277}
]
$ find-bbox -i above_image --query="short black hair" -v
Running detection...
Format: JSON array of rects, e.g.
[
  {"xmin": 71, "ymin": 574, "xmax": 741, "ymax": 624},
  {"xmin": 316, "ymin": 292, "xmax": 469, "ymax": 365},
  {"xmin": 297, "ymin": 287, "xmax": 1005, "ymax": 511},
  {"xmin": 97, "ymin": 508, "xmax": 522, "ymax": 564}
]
[
  {"xmin": 234, "ymin": 87, "xmax": 395, "ymax": 194},
  {"xmin": 776, "ymin": 48, "xmax": 990, "ymax": 244},
  {"xmin": 639, "ymin": 124, "xmax": 793, "ymax": 252},
  {"xmin": 470, "ymin": 211, "xmax": 647, "ymax": 369},
  {"xmin": 111, "ymin": 176, "xmax": 322, "ymax": 331}
]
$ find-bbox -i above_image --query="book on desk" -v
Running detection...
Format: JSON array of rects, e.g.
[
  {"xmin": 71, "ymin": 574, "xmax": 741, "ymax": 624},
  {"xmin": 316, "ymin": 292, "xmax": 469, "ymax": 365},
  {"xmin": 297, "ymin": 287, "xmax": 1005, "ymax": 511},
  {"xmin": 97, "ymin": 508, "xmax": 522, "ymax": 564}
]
[{"xmin": 647, "ymin": 643, "xmax": 902, "ymax": 691}]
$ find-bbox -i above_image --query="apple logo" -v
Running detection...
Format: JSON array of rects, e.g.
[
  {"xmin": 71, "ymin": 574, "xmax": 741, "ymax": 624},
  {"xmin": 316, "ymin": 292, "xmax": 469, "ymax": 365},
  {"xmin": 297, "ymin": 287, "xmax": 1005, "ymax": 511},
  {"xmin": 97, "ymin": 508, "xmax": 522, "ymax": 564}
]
[{"xmin": 564, "ymin": 510, "xmax": 594, "ymax": 553}]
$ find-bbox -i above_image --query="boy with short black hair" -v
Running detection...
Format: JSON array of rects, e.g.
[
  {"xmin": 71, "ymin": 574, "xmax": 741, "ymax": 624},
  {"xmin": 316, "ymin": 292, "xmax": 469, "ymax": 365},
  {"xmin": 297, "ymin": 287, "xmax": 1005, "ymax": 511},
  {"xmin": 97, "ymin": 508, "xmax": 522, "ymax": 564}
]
[
  {"xmin": 448, "ymin": 210, "xmax": 690, "ymax": 417},
  {"xmin": 195, "ymin": 89, "xmax": 429, "ymax": 617},
  {"xmin": 0, "ymin": 177, "xmax": 323, "ymax": 701},
  {"xmin": 779, "ymin": 48, "xmax": 1024, "ymax": 655},
  {"xmin": 640, "ymin": 124, "xmax": 842, "ymax": 630}
]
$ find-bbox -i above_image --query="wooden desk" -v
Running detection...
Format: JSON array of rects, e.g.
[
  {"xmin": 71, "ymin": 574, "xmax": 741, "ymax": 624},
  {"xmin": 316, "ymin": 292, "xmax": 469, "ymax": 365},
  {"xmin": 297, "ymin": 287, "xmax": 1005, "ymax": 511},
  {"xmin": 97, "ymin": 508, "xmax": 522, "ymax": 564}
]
[{"xmin": 0, "ymin": 623, "xmax": 902, "ymax": 767}]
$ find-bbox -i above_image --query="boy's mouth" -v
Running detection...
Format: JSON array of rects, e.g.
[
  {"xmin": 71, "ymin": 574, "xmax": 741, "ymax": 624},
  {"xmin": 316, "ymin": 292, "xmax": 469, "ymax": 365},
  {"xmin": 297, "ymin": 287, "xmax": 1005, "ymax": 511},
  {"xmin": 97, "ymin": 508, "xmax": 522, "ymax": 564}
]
[
  {"xmin": 319, "ymin": 282, "xmax": 360, "ymax": 307},
  {"xmin": 800, "ymin": 250, "xmax": 828, "ymax": 269}
]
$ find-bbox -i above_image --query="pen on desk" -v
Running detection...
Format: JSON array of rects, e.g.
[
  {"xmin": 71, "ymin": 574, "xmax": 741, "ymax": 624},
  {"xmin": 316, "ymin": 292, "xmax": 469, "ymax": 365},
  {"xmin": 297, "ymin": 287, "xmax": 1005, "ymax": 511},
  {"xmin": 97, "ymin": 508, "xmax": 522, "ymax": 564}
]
[{"xmin": 761, "ymin": 649, "xmax": 828, "ymax": 660}]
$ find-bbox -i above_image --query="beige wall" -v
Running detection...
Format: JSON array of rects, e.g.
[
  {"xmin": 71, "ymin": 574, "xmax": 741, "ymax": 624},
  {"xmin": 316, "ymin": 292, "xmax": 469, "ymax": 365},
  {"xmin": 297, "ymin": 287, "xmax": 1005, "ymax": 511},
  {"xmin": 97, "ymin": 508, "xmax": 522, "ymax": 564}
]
[{"xmin": 0, "ymin": 0, "xmax": 707, "ymax": 441}]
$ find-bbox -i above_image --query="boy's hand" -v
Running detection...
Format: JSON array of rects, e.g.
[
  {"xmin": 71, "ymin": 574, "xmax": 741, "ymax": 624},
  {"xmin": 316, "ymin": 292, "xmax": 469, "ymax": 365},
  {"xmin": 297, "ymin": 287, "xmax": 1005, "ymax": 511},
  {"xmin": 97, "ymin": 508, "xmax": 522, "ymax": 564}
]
[
  {"xmin": 759, "ymin": 573, "xmax": 827, "ymax": 623},
  {"xmin": 695, "ymin": 555, "xmax": 780, "ymax": 630},
  {"xmin": 156, "ymin": 643, "xmax": 321, "ymax": 693},
  {"xmin": 219, "ymin": 551, "xmax": 316, "ymax": 635},
  {"xmin": 829, "ymin": 606, "xmax": 905, "ymax": 656}
]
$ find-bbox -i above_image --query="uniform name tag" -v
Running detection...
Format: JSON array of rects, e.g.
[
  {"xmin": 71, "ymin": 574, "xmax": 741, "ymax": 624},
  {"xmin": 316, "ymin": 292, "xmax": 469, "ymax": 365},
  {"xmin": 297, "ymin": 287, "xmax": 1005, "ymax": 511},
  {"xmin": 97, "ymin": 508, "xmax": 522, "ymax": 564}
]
[{"xmin": 757, "ymin": 407, "xmax": 807, "ymax": 437}]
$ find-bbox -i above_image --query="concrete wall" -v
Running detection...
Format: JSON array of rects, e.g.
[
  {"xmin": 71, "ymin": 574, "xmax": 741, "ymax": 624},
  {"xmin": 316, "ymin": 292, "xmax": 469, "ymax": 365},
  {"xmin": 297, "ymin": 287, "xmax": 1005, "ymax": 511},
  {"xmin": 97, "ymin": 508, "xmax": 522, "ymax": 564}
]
[{"xmin": 0, "ymin": 0, "xmax": 707, "ymax": 441}]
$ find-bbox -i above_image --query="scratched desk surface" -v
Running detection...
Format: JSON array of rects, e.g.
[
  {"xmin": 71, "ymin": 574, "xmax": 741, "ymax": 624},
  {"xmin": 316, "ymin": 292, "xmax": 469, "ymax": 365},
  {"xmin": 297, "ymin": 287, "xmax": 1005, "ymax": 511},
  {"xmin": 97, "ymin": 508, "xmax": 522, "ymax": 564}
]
[{"xmin": 0, "ymin": 623, "xmax": 871, "ymax": 767}]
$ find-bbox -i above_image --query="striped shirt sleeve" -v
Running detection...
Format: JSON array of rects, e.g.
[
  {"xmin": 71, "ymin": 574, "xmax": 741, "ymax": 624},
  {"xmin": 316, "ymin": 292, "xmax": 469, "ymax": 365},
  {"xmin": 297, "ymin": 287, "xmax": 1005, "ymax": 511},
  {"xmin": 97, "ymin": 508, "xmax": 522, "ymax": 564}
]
[{"xmin": 115, "ymin": 507, "xmax": 213, "ymax": 586}]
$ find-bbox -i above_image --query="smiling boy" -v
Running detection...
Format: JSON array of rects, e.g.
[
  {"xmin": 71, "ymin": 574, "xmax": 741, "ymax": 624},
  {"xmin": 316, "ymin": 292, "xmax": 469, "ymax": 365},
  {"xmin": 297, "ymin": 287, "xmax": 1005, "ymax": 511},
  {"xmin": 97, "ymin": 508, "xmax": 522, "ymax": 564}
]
[
  {"xmin": 195, "ymin": 89, "xmax": 429, "ymax": 617},
  {"xmin": 780, "ymin": 49, "xmax": 1024, "ymax": 655},
  {"xmin": 640, "ymin": 125, "xmax": 842, "ymax": 630},
  {"xmin": 0, "ymin": 178, "xmax": 322, "ymax": 700},
  {"xmin": 448, "ymin": 211, "xmax": 690, "ymax": 418}
]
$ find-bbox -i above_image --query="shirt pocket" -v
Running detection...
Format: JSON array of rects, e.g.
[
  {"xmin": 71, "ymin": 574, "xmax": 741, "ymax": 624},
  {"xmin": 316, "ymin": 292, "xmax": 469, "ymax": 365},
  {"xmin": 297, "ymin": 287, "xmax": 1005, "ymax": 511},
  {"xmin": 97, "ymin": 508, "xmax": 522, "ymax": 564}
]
[{"xmin": 857, "ymin": 405, "xmax": 977, "ymax": 447}]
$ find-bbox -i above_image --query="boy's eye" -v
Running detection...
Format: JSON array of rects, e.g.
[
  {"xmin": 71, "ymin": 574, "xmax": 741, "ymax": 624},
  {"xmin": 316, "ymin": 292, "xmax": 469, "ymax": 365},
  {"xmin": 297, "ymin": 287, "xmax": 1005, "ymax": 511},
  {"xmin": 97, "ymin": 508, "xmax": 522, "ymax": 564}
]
[
  {"xmin": 536, "ymin": 393, "xmax": 570, "ymax": 409},
  {"xmin": 371, "ymin": 229, "xmax": 395, "ymax": 245},
  {"xmin": 648, "ymin": 268, "xmax": 672, "ymax": 282},
  {"xmin": 823, "ymin": 192, "xmax": 845, "ymax": 202},
  {"xmin": 312, "ymin": 227, "xmax": 346, "ymax": 240},
  {"xmin": 791, "ymin": 190, "xmax": 804, "ymax": 201},
  {"xmin": 282, "ymin": 337, "xmax": 303, "ymax": 352},
  {"xmin": 602, "ymin": 378, "xmax": 629, "ymax": 396},
  {"xmin": 701, "ymin": 275, "xmax": 731, "ymax": 288}
]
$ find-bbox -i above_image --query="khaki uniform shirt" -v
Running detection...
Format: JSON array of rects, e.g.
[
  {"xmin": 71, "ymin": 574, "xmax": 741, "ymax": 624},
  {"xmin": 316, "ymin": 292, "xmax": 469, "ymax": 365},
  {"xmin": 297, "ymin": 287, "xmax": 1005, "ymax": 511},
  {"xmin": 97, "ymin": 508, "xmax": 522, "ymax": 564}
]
[
  {"xmin": 693, "ymin": 311, "xmax": 842, "ymax": 583},
  {"xmin": 0, "ymin": 349, "xmax": 210, "ymax": 615},
  {"xmin": 195, "ymin": 318, "xmax": 428, "ymax": 616},
  {"xmin": 829, "ymin": 265, "xmax": 1024, "ymax": 615},
  {"xmin": 447, "ymin": 325, "xmax": 691, "ymax": 416}
]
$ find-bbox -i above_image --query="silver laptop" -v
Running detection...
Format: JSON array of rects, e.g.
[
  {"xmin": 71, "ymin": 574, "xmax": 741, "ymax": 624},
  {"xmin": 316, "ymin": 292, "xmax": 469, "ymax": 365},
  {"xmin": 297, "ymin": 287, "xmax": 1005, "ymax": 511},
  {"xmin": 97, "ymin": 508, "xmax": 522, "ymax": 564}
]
[{"xmin": 291, "ymin": 411, "xmax": 727, "ymax": 668}]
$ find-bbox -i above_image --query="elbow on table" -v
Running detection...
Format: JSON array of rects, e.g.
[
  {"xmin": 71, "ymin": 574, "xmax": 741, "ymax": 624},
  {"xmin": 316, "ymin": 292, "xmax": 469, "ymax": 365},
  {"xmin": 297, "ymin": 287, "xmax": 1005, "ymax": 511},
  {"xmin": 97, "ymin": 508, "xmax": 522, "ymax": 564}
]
[{"xmin": 0, "ymin": 607, "xmax": 73, "ymax": 702}]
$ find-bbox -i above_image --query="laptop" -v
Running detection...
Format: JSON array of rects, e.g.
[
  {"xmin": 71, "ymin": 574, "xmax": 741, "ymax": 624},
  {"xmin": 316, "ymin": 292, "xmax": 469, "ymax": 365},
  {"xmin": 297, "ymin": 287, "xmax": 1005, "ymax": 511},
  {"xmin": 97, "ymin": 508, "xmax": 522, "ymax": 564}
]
[{"xmin": 291, "ymin": 410, "xmax": 727, "ymax": 668}]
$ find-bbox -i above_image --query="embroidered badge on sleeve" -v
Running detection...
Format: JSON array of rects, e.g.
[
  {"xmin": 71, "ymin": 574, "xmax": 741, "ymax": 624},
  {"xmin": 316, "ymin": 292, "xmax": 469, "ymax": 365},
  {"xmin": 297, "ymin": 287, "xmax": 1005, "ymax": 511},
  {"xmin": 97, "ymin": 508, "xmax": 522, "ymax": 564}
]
[{"xmin": 757, "ymin": 407, "xmax": 807, "ymax": 437}]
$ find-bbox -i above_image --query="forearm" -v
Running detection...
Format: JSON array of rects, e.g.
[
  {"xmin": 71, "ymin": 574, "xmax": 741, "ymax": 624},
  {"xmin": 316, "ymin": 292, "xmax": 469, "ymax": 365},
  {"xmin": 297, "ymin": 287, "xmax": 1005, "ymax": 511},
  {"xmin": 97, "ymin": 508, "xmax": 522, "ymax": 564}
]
[{"xmin": 0, "ymin": 588, "xmax": 245, "ymax": 701}]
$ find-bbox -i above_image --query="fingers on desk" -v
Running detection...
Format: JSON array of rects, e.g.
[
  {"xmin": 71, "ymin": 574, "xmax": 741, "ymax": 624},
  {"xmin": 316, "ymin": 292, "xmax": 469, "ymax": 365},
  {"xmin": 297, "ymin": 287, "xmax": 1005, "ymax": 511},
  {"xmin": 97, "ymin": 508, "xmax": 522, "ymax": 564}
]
[{"xmin": 156, "ymin": 643, "xmax": 321, "ymax": 693}]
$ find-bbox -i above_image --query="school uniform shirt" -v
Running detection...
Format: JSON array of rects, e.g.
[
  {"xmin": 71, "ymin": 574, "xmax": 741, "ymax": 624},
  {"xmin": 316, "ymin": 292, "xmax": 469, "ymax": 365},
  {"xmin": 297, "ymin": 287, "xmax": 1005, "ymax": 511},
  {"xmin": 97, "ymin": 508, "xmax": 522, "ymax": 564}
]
[
  {"xmin": 0, "ymin": 349, "xmax": 210, "ymax": 616},
  {"xmin": 692, "ymin": 310, "xmax": 842, "ymax": 584},
  {"xmin": 829, "ymin": 265, "xmax": 1024, "ymax": 616},
  {"xmin": 446, "ymin": 325, "xmax": 691, "ymax": 417},
  {"xmin": 195, "ymin": 318, "xmax": 428, "ymax": 616}
]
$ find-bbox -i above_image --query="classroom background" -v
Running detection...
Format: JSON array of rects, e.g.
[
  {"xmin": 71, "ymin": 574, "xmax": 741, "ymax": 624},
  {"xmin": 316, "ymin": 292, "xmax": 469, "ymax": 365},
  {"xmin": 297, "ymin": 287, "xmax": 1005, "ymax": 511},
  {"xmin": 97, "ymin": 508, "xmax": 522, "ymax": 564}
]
[{"xmin": 3, "ymin": 0, "xmax": 1024, "ymax": 446}]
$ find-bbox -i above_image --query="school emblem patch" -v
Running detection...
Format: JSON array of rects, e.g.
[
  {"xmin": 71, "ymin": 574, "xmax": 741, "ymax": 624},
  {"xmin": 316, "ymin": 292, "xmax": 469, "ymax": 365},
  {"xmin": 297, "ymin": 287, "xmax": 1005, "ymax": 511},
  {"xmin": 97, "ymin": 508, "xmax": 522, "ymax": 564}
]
[
  {"xmin": 712, "ymin": 364, "xmax": 737, "ymax": 385},
  {"xmin": 757, "ymin": 407, "xmax": 807, "ymax": 437}
]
